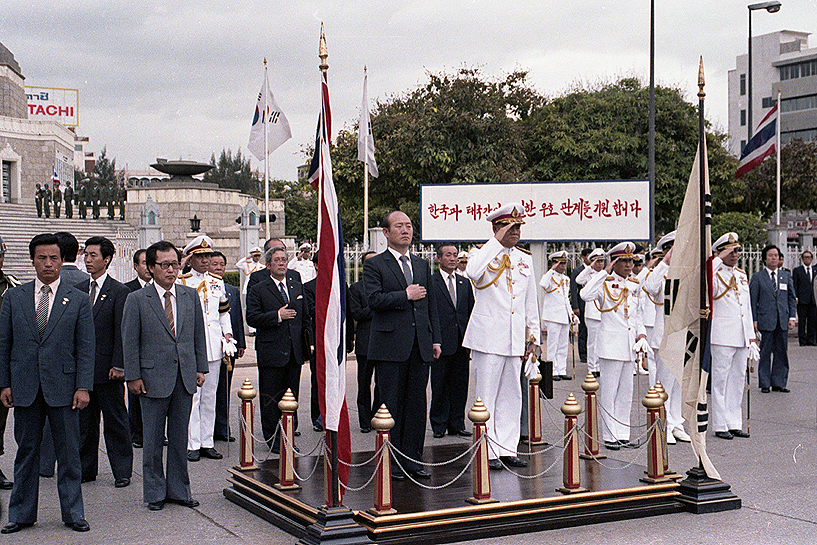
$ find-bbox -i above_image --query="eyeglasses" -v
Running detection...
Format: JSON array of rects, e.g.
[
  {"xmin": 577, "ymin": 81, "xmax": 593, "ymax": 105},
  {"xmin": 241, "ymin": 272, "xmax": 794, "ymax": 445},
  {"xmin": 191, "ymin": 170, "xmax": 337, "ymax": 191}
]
[
  {"xmin": 156, "ymin": 261, "xmax": 181, "ymax": 270},
  {"xmin": 270, "ymin": 257, "xmax": 289, "ymax": 264}
]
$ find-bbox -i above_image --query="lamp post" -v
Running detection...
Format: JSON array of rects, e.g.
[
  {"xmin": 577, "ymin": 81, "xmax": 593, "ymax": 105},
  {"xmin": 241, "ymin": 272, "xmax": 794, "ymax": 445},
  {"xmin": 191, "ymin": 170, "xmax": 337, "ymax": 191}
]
[{"xmin": 747, "ymin": 1, "xmax": 782, "ymax": 145}]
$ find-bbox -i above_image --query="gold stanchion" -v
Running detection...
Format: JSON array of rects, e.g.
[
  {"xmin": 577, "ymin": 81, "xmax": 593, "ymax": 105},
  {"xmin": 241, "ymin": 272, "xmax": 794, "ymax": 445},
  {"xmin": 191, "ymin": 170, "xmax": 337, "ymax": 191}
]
[
  {"xmin": 466, "ymin": 398, "xmax": 497, "ymax": 505},
  {"xmin": 369, "ymin": 405, "xmax": 397, "ymax": 515},
  {"xmin": 579, "ymin": 372, "xmax": 605, "ymax": 460},
  {"xmin": 640, "ymin": 386, "xmax": 669, "ymax": 484},
  {"xmin": 526, "ymin": 372, "xmax": 546, "ymax": 445},
  {"xmin": 558, "ymin": 393, "xmax": 586, "ymax": 493},
  {"xmin": 275, "ymin": 389, "xmax": 300, "ymax": 490},
  {"xmin": 237, "ymin": 378, "xmax": 258, "ymax": 471},
  {"xmin": 653, "ymin": 381, "xmax": 681, "ymax": 480}
]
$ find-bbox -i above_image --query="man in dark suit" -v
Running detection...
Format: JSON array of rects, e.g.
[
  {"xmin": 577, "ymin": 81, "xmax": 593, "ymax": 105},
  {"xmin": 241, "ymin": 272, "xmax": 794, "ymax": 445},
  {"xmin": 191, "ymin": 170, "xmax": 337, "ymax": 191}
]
[
  {"xmin": 77, "ymin": 236, "xmax": 133, "ymax": 488},
  {"xmin": 122, "ymin": 240, "xmax": 208, "ymax": 511},
  {"xmin": 40, "ymin": 232, "xmax": 92, "ymax": 479},
  {"xmin": 124, "ymin": 249, "xmax": 151, "ymax": 448},
  {"xmin": 364, "ymin": 211, "xmax": 441, "ymax": 480},
  {"xmin": 792, "ymin": 250, "xmax": 817, "ymax": 346},
  {"xmin": 429, "ymin": 244, "xmax": 474, "ymax": 438},
  {"xmin": 0, "ymin": 233, "xmax": 94, "ymax": 533},
  {"xmin": 246, "ymin": 237, "xmax": 287, "ymax": 294},
  {"xmin": 750, "ymin": 244, "xmax": 797, "ymax": 393},
  {"xmin": 210, "ymin": 251, "xmax": 246, "ymax": 442},
  {"xmin": 246, "ymin": 246, "xmax": 307, "ymax": 453},
  {"xmin": 570, "ymin": 248, "xmax": 592, "ymax": 362},
  {"xmin": 348, "ymin": 251, "xmax": 378, "ymax": 433}
]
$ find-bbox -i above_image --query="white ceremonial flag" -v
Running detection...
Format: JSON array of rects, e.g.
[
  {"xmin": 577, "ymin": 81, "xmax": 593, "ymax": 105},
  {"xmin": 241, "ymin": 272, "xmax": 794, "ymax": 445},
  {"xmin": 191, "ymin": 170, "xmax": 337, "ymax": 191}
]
[
  {"xmin": 248, "ymin": 71, "xmax": 292, "ymax": 161},
  {"xmin": 357, "ymin": 73, "xmax": 379, "ymax": 178},
  {"xmin": 659, "ymin": 140, "xmax": 720, "ymax": 480}
]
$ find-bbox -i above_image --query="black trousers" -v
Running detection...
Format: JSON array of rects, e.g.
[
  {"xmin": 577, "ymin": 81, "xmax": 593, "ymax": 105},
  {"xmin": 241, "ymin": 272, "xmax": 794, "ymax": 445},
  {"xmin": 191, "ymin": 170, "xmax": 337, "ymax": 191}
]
[
  {"xmin": 373, "ymin": 342, "xmax": 429, "ymax": 474},
  {"xmin": 429, "ymin": 346, "xmax": 469, "ymax": 435},
  {"xmin": 257, "ymin": 354, "xmax": 302, "ymax": 448},
  {"xmin": 214, "ymin": 358, "xmax": 235, "ymax": 438},
  {"xmin": 797, "ymin": 302, "xmax": 817, "ymax": 345},
  {"xmin": 356, "ymin": 354, "xmax": 379, "ymax": 429},
  {"xmin": 78, "ymin": 381, "xmax": 133, "ymax": 481}
]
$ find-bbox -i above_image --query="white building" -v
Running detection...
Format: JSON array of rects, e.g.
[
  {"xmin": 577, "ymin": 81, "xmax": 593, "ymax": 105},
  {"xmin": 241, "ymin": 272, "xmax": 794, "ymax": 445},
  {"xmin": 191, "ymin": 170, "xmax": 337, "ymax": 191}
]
[{"xmin": 728, "ymin": 30, "xmax": 817, "ymax": 157}]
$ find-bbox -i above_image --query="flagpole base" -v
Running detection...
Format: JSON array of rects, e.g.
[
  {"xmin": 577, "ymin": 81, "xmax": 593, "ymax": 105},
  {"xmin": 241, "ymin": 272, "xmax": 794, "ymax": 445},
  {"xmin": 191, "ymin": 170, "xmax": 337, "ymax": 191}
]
[
  {"xmin": 675, "ymin": 466, "xmax": 741, "ymax": 514},
  {"xmin": 296, "ymin": 506, "xmax": 373, "ymax": 545},
  {"xmin": 556, "ymin": 486, "xmax": 587, "ymax": 495}
]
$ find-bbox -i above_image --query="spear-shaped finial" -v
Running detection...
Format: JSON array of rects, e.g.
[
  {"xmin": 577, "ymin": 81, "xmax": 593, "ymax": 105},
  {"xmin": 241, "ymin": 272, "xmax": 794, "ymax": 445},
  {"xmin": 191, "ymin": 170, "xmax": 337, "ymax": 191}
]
[
  {"xmin": 364, "ymin": 65, "xmax": 367, "ymax": 74},
  {"xmin": 319, "ymin": 23, "xmax": 328, "ymax": 74},
  {"xmin": 697, "ymin": 56, "xmax": 705, "ymax": 99},
  {"xmin": 263, "ymin": 57, "xmax": 267, "ymax": 67}
]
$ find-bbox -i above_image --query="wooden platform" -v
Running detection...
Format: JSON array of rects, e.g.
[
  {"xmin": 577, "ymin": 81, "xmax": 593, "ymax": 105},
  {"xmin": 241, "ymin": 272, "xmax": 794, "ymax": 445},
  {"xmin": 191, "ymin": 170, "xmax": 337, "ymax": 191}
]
[{"xmin": 224, "ymin": 441, "xmax": 688, "ymax": 543}]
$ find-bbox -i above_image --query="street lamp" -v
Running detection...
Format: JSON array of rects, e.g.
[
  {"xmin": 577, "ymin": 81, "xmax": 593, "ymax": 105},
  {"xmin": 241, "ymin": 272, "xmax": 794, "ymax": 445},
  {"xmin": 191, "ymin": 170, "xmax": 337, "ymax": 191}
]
[{"xmin": 747, "ymin": 1, "xmax": 782, "ymax": 144}]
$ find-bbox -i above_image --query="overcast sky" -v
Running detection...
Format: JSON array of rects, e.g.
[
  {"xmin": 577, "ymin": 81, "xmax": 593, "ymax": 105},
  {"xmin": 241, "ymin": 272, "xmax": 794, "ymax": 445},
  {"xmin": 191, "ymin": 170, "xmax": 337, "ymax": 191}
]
[{"xmin": 2, "ymin": 1, "xmax": 815, "ymax": 181}]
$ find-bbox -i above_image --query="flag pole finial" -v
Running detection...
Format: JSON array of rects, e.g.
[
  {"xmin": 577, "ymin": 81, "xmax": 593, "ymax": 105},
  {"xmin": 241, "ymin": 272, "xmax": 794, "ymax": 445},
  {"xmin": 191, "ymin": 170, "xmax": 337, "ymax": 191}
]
[
  {"xmin": 697, "ymin": 56, "xmax": 705, "ymax": 98},
  {"xmin": 364, "ymin": 65, "xmax": 367, "ymax": 74},
  {"xmin": 263, "ymin": 58, "xmax": 267, "ymax": 67},
  {"xmin": 319, "ymin": 23, "xmax": 329, "ymax": 74}
]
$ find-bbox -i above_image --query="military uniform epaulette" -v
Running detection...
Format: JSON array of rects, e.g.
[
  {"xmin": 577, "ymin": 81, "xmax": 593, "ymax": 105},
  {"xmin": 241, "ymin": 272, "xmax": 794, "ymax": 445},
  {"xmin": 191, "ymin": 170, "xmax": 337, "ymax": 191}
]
[
  {"xmin": 627, "ymin": 277, "xmax": 639, "ymax": 284},
  {"xmin": 606, "ymin": 276, "xmax": 615, "ymax": 281},
  {"xmin": 736, "ymin": 267, "xmax": 745, "ymax": 274},
  {"xmin": 179, "ymin": 272, "xmax": 193, "ymax": 279},
  {"xmin": 206, "ymin": 271, "xmax": 222, "ymax": 280},
  {"xmin": 515, "ymin": 246, "xmax": 532, "ymax": 255}
]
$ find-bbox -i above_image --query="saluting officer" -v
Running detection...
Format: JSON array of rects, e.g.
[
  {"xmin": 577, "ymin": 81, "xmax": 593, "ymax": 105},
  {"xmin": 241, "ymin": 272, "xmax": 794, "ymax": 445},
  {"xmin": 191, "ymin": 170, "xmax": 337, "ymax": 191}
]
[
  {"xmin": 463, "ymin": 203, "xmax": 540, "ymax": 470},
  {"xmin": 539, "ymin": 250, "xmax": 577, "ymax": 381},
  {"xmin": 177, "ymin": 236, "xmax": 233, "ymax": 462},
  {"xmin": 641, "ymin": 232, "xmax": 690, "ymax": 444},
  {"xmin": 581, "ymin": 242, "xmax": 650, "ymax": 450},
  {"xmin": 710, "ymin": 232, "xmax": 758, "ymax": 440}
]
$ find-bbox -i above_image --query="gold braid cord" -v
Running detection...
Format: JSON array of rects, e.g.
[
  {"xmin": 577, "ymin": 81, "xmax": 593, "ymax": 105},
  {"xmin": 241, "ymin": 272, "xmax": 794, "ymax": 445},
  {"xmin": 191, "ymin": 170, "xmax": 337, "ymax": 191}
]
[
  {"xmin": 543, "ymin": 275, "xmax": 564, "ymax": 294},
  {"xmin": 599, "ymin": 283, "xmax": 628, "ymax": 313},
  {"xmin": 713, "ymin": 272, "xmax": 738, "ymax": 301},
  {"xmin": 473, "ymin": 253, "xmax": 512, "ymax": 291},
  {"xmin": 196, "ymin": 280, "xmax": 209, "ymax": 312},
  {"xmin": 642, "ymin": 286, "xmax": 664, "ymax": 306}
]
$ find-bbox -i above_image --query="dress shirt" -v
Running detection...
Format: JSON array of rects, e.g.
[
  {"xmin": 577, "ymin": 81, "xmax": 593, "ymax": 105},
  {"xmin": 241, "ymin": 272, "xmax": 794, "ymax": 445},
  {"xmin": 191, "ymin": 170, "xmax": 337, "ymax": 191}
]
[
  {"xmin": 152, "ymin": 283, "xmax": 177, "ymax": 325},
  {"xmin": 33, "ymin": 276, "xmax": 61, "ymax": 321},
  {"xmin": 387, "ymin": 247, "xmax": 413, "ymax": 280},
  {"xmin": 89, "ymin": 272, "xmax": 108, "ymax": 306}
]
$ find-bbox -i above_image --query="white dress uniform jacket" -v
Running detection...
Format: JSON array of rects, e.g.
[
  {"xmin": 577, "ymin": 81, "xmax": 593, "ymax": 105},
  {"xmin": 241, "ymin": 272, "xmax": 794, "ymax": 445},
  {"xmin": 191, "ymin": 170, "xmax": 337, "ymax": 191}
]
[
  {"xmin": 580, "ymin": 269, "xmax": 645, "ymax": 361},
  {"xmin": 462, "ymin": 237, "xmax": 541, "ymax": 355},
  {"xmin": 235, "ymin": 257, "xmax": 264, "ymax": 294},
  {"xmin": 539, "ymin": 270, "xmax": 572, "ymax": 324},
  {"xmin": 178, "ymin": 271, "xmax": 232, "ymax": 361},
  {"xmin": 711, "ymin": 258, "xmax": 754, "ymax": 347}
]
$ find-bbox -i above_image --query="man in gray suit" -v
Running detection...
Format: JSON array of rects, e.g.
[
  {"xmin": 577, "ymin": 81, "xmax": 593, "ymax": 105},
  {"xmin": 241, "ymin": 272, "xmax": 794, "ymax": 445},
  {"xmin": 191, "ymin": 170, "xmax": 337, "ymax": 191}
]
[
  {"xmin": 122, "ymin": 240, "xmax": 208, "ymax": 511},
  {"xmin": 0, "ymin": 233, "xmax": 94, "ymax": 533}
]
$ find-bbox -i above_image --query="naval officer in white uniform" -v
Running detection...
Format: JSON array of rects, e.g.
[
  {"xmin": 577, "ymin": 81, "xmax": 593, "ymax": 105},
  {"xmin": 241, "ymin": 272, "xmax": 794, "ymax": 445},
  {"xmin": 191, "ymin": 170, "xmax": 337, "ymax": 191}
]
[
  {"xmin": 463, "ymin": 203, "xmax": 540, "ymax": 470},
  {"xmin": 539, "ymin": 250, "xmax": 577, "ymax": 381}
]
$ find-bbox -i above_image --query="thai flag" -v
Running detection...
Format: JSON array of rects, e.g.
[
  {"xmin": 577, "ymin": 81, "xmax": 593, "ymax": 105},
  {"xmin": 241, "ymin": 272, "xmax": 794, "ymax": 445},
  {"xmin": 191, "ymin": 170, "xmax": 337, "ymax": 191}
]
[
  {"xmin": 307, "ymin": 70, "xmax": 351, "ymax": 496},
  {"xmin": 51, "ymin": 170, "xmax": 60, "ymax": 187},
  {"xmin": 736, "ymin": 104, "xmax": 777, "ymax": 178}
]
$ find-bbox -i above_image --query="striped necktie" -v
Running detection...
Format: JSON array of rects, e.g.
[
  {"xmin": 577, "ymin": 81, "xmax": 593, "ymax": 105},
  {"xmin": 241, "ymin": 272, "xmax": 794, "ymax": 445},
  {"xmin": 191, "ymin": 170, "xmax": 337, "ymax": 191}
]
[{"xmin": 164, "ymin": 291, "xmax": 175, "ymax": 337}]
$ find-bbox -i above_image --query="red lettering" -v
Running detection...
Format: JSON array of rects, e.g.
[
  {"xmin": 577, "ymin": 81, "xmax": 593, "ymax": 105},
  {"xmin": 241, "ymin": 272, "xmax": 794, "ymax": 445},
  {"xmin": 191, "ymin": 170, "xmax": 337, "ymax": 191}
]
[
  {"xmin": 629, "ymin": 200, "xmax": 641, "ymax": 217},
  {"xmin": 28, "ymin": 104, "xmax": 36, "ymax": 114},
  {"xmin": 58, "ymin": 106, "xmax": 71, "ymax": 116},
  {"xmin": 445, "ymin": 204, "xmax": 462, "ymax": 221},
  {"xmin": 593, "ymin": 199, "xmax": 612, "ymax": 218},
  {"xmin": 34, "ymin": 105, "xmax": 46, "ymax": 115},
  {"xmin": 540, "ymin": 202, "xmax": 558, "ymax": 217},
  {"xmin": 45, "ymin": 105, "xmax": 57, "ymax": 115},
  {"xmin": 427, "ymin": 203, "xmax": 440, "ymax": 220},
  {"xmin": 466, "ymin": 203, "xmax": 483, "ymax": 221}
]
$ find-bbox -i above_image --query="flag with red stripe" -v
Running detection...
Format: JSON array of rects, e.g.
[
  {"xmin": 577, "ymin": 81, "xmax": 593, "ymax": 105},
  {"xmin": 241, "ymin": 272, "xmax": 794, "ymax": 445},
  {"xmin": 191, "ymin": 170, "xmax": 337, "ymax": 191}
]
[
  {"xmin": 736, "ymin": 104, "xmax": 777, "ymax": 178},
  {"xmin": 307, "ymin": 71, "xmax": 351, "ymax": 495}
]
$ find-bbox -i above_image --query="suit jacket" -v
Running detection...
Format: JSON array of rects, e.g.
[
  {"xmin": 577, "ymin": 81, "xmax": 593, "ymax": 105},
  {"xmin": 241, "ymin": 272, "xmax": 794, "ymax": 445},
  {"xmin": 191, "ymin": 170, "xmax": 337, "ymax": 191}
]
[
  {"xmin": 77, "ymin": 276, "xmax": 130, "ymax": 384},
  {"xmin": 0, "ymin": 280, "xmax": 95, "ymax": 407},
  {"xmin": 792, "ymin": 264, "xmax": 815, "ymax": 304},
  {"xmin": 750, "ymin": 268, "xmax": 797, "ymax": 331},
  {"xmin": 224, "ymin": 283, "xmax": 246, "ymax": 350},
  {"xmin": 122, "ymin": 283, "xmax": 208, "ymax": 398},
  {"xmin": 60, "ymin": 263, "xmax": 90, "ymax": 286},
  {"xmin": 431, "ymin": 271, "xmax": 474, "ymax": 356},
  {"xmin": 124, "ymin": 278, "xmax": 144, "ymax": 292},
  {"xmin": 363, "ymin": 250, "xmax": 441, "ymax": 363},
  {"xmin": 247, "ymin": 268, "xmax": 268, "ymax": 294},
  {"xmin": 347, "ymin": 279, "xmax": 373, "ymax": 357},
  {"xmin": 246, "ymin": 270, "xmax": 306, "ymax": 367},
  {"xmin": 569, "ymin": 263, "xmax": 586, "ymax": 311}
]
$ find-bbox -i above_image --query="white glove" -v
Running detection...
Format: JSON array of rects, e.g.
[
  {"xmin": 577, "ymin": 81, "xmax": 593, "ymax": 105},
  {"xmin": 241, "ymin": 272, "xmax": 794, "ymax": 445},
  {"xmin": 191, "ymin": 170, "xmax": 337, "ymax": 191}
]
[
  {"xmin": 748, "ymin": 341, "xmax": 760, "ymax": 363},
  {"xmin": 632, "ymin": 337, "xmax": 654, "ymax": 357},
  {"xmin": 222, "ymin": 337, "xmax": 238, "ymax": 357},
  {"xmin": 524, "ymin": 353, "xmax": 539, "ymax": 381}
]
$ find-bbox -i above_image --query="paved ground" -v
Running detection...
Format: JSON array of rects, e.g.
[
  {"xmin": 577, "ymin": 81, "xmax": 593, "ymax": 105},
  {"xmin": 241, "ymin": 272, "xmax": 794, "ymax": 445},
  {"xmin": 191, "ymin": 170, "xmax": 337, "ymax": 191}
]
[{"xmin": 1, "ymin": 337, "xmax": 816, "ymax": 544}]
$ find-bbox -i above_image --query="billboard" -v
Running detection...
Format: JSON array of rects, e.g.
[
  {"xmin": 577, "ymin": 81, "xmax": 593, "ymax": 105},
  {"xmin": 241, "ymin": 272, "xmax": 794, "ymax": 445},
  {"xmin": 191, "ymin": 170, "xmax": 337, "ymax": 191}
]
[
  {"xmin": 25, "ymin": 86, "xmax": 79, "ymax": 127},
  {"xmin": 420, "ymin": 180, "xmax": 651, "ymax": 242}
]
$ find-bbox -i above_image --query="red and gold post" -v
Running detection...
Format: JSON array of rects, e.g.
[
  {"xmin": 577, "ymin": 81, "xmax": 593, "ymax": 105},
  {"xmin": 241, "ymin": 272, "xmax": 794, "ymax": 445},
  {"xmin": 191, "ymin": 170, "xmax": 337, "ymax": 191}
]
[
  {"xmin": 640, "ymin": 386, "xmax": 669, "ymax": 484},
  {"xmin": 275, "ymin": 389, "xmax": 300, "ymax": 490},
  {"xmin": 579, "ymin": 372, "xmax": 605, "ymax": 460},
  {"xmin": 368, "ymin": 405, "xmax": 397, "ymax": 515},
  {"xmin": 466, "ymin": 398, "xmax": 497, "ymax": 505},
  {"xmin": 237, "ymin": 378, "xmax": 257, "ymax": 471},
  {"xmin": 558, "ymin": 393, "xmax": 586, "ymax": 494}
]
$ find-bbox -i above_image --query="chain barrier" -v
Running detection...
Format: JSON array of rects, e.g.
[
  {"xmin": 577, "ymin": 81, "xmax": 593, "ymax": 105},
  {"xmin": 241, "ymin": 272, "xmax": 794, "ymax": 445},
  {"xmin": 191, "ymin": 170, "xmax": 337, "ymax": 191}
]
[
  {"xmin": 337, "ymin": 441, "xmax": 387, "ymax": 468},
  {"xmin": 577, "ymin": 419, "xmax": 660, "ymax": 470},
  {"xmin": 339, "ymin": 453, "xmax": 385, "ymax": 493},
  {"xmin": 484, "ymin": 435, "xmax": 568, "ymax": 479},
  {"xmin": 388, "ymin": 441, "xmax": 484, "ymax": 490}
]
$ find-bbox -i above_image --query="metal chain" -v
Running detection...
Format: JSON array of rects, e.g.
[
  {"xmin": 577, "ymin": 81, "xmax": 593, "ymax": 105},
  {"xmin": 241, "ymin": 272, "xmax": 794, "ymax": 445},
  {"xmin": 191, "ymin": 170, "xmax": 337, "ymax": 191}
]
[
  {"xmin": 576, "ymin": 419, "xmax": 659, "ymax": 470},
  {"xmin": 385, "ymin": 438, "xmax": 481, "ymax": 467},
  {"xmin": 339, "ymin": 454, "xmax": 384, "ymax": 492},
  {"xmin": 388, "ymin": 442, "xmax": 484, "ymax": 490},
  {"xmin": 484, "ymin": 435, "xmax": 568, "ymax": 479}
]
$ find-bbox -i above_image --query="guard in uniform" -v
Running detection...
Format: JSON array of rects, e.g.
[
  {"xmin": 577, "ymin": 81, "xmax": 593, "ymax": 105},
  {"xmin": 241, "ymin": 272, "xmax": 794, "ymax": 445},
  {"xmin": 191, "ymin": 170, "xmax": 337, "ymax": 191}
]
[
  {"xmin": 236, "ymin": 247, "xmax": 264, "ymax": 335},
  {"xmin": 576, "ymin": 248, "xmax": 605, "ymax": 377},
  {"xmin": 43, "ymin": 183, "xmax": 52, "ymax": 218},
  {"xmin": 53, "ymin": 184, "xmax": 62, "ymax": 219},
  {"xmin": 710, "ymin": 232, "xmax": 758, "ymax": 439},
  {"xmin": 581, "ymin": 242, "xmax": 650, "ymax": 450},
  {"xmin": 641, "ymin": 232, "xmax": 690, "ymax": 443},
  {"xmin": 463, "ymin": 203, "xmax": 540, "ymax": 470},
  {"xmin": 77, "ymin": 180, "xmax": 87, "ymax": 219},
  {"xmin": 35, "ymin": 183, "xmax": 43, "ymax": 217},
  {"xmin": 63, "ymin": 182, "xmax": 74, "ymax": 219},
  {"xmin": 539, "ymin": 250, "xmax": 577, "ymax": 381},
  {"xmin": 178, "ymin": 236, "xmax": 233, "ymax": 461}
]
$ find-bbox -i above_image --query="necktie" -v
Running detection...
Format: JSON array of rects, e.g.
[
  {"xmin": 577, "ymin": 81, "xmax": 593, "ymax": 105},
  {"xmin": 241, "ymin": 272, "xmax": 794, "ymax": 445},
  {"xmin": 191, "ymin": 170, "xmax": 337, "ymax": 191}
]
[
  {"xmin": 89, "ymin": 280, "xmax": 97, "ymax": 305},
  {"xmin": 164, "ymin": 291, "xmax": 175, "ymax": 337},
  {"xmin": 36, "ymin": 284, "xmax": 50, "ymax": 337},
  {"xmin": 278, "ymin": 282, "xmax": 289, "ymax": 305},
  {"xmin": 400, "ymin": 255, "xmax": 413, "ymax": 285},
  {"xmin": 448, "ymin": 274, "xmax": 457, "ymax": 307},
  {"xmin": 772, "ymin": 271, "xmax": 777, "ymax": 292},
  {"xmin": 809, "ymin": 267, "xmax": 812, "ymax": 283}
]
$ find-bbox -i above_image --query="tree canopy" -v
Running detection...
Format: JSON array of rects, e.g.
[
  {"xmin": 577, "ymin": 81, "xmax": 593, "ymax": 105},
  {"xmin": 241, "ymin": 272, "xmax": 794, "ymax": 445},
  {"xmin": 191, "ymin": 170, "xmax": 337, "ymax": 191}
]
[{"xmin": 202, "ymin": 148, "xmax": 263, "ymax": 196}]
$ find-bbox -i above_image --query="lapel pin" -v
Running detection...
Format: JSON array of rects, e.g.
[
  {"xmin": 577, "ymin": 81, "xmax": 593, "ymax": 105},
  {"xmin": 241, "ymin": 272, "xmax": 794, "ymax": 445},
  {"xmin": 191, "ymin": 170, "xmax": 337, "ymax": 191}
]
[{"xmin": 62, "ymin": 298, "xmax": 69, "ymax": 305}]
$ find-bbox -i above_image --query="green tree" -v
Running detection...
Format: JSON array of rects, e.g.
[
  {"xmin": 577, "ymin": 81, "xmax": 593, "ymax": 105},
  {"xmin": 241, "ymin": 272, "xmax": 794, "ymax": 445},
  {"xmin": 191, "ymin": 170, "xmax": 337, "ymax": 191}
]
[
  {"xmin": 736, "ymin": 139, "xmax": 817, "ymax": 220},
  {"xmin": 266, "ymin": 177, "xmax": 317, "ymax": 241},
  {"xmin": 522, "ymin": 78, "xmax": 739, "ymax": 234},
  {"xmin": 711, "ymin": 211, "xmax": 768, "ymax": 247},
  {"xmin": 329, "ymin": 68, "xmax": 542, "ymax": 241},
  {"xmin": 202, "ymin": 148, "xmax": 263, "ymax": 195},
  {"xmin": 93, "ymin": 147, "xmax": 120, "ymax": 185}
]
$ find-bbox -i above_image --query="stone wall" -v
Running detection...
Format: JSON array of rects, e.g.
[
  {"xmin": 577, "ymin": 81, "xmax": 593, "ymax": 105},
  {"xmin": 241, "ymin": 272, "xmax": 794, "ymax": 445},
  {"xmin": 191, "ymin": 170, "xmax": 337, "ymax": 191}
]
[{"xmin": 0, "ymin": 122, "xmax": 74, "ymax": 204}]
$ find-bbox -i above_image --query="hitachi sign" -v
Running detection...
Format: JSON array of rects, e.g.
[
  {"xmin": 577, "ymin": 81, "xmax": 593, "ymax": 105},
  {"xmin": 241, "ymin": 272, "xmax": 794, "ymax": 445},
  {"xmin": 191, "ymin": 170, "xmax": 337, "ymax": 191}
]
[{"xmin": 25, "ymin": 86, "xmax": 79, "ymax": 127}]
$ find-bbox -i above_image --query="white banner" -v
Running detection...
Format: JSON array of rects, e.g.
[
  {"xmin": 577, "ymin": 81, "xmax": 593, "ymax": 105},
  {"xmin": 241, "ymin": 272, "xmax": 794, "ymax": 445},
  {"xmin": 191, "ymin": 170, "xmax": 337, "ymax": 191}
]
[
  {"xmin": 25, "ymin": 86, "xmax": 79, "ymax": 127},
  {"xmin": 421, "ymin": 180, "xmax": 651, "ymax": 242}
]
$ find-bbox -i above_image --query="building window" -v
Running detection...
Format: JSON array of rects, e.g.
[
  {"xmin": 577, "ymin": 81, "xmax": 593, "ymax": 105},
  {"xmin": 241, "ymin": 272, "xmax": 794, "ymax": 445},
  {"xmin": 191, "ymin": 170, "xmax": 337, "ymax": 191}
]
[
  {"xmin": 740, "ymin": 74, "xmax": 746, "ymax": 96},
  {"xmin": 762, "ymin": 97, "xmax": 777, "ymax": 109},
  {"xmin": 779, "ymin": 59, "xmax": 817, "ymax": 81},
  {"xmin": 740, "ymin": 109, "xmax": 746, "ymax": 126},
  {"xmin": 781, "ymin": 94, "xmax": 817, "ymax": 113},
  {"xmin": 782, "ymin": 128, "xmax": 817, "ymax": 144},
  {"xmin": 1, "ymin": 162, "xmax": 10, "ymax": 204},
  {"xmin": 740, "ymin": 140, "xmax": 746, "ymax": 151}
]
